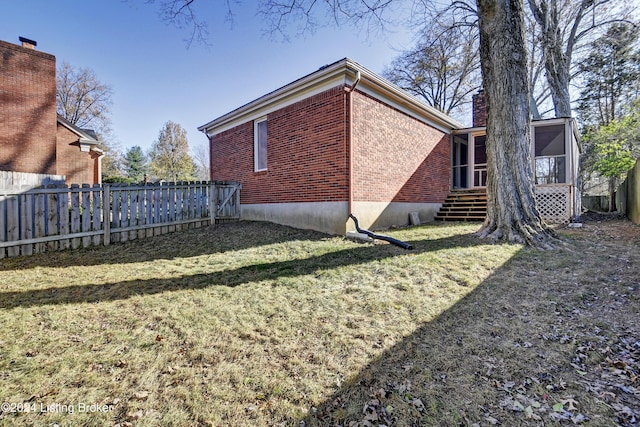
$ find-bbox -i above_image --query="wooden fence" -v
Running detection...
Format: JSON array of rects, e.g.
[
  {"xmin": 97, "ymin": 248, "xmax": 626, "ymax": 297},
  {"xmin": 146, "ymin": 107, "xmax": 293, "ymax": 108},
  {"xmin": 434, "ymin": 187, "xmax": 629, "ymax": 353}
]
[
  {"xmin": 617, "ymin": 157, "xmax": 640, "ymax": 224},
  {"xmin": 0, "ymin": 181, "xmax": 240, "ymax": 258},
  {"xmin": 0, "ymin": 170, "xmax": 65, "ymax": 191}
]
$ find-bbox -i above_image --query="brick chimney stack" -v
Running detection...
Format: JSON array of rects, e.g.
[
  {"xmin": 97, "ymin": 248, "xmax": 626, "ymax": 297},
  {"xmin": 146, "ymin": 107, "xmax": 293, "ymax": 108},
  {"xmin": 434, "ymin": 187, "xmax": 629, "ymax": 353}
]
[
  {"xmin": 472, "ymin": 89, "xmax": 487, "ymax": 127},
  {"xmin": 19, "ymin": 36, "xmax": 37, "ymax": 50}
]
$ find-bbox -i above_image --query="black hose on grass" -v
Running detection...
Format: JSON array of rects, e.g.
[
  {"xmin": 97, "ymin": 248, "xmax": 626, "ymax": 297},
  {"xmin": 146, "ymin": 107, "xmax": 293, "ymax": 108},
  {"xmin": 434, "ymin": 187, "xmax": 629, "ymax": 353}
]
[{"xmin": 348, "ymin": 214, "xmax": 413, "ymax": 250}]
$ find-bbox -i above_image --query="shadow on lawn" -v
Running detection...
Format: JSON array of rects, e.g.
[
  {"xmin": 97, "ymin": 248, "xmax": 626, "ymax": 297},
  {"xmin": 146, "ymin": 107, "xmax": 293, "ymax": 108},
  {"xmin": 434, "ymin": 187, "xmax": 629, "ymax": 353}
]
[
  {"xmin": 0, "ymin": 221, "xmax": 331, "ymax": 271},
  {"xmin": 294, "ymin": 244, "xmax": 605, "ymax": 426},
  {"xmin": 0, "ymin": 229, "xmax": 484, "ymax": 310}
]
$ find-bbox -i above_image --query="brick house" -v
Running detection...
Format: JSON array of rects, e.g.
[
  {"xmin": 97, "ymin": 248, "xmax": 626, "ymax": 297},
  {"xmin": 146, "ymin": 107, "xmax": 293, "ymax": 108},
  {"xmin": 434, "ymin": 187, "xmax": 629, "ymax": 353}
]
[
  {"xmin": 199, "ymin": 58, "xmax": 580, "ymax": 235},
  {"xmin": 0, "ymin": 37, "xmax": 103, "ymax": 186},
  {"xmin": 199, "ymin": 58, "xmax": 462, "ymax": 234}
]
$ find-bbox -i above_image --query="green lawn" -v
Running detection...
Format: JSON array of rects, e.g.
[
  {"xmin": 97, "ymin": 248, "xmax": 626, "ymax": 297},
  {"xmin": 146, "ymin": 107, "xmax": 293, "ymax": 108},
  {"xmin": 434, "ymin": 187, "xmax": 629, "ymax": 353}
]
[{"xmin": 0, "ymin": 220, "xmax": 637, "ymax": 426}]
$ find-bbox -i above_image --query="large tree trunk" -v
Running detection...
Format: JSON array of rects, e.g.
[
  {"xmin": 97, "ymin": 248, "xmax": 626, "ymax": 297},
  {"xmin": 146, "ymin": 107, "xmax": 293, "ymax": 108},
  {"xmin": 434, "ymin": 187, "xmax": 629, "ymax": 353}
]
[{"xmin": 475, "ymin": 0, "xmax": 555, "ymax": 247}]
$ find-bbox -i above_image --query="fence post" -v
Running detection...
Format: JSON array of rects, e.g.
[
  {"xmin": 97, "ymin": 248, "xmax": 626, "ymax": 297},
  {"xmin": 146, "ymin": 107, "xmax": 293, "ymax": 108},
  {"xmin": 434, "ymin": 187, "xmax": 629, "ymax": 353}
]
[
  {"xmin": 6, "ymin": 195, "xmax": 19, "ymax": 257},
  {"xmin": 209, "ymin": 181, "xmax": 216, "ymax": 226},
  {"xmin": 103, "ymin": 184, "xmax": 110, "ymax": 246},
  {"xmin": 0, "ymin": 195, "xmax": 6, "ymax": 259}
]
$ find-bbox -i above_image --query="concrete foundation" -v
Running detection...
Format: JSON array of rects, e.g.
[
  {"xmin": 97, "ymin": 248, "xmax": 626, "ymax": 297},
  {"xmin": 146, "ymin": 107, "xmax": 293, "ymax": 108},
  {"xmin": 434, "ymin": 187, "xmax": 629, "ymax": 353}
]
[{"xmin": 240, "ymin": 201, "xmax": 442, "ymax": 235}]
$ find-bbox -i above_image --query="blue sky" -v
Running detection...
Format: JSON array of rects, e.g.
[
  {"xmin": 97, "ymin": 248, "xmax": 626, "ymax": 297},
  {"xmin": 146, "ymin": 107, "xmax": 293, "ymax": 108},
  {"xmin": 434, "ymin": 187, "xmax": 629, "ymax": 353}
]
[{"xmin": 2, "ymin": 0, "xmax": 418, "ymax": 155}]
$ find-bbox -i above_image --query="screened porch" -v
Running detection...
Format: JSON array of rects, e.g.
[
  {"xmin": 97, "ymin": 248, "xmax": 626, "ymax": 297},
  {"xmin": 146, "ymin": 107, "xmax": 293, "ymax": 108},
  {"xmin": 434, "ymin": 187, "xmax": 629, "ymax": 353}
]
[{"xmin": 450, "ymin": 117, "xmax": 581, "ymax": 222}]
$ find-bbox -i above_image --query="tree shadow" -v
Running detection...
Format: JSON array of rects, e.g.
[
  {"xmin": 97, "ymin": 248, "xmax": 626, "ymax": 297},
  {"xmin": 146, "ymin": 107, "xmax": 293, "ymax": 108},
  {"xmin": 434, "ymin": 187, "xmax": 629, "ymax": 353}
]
[
  {"xmin": 293, "ymin": 243, "xmax": 609, "ymax": 426},
  {"xmin": 0, "ymin": 226, "xmax": 485, "ymax": 309},
  {"xmin": 0, "ymin": 221, "xmax": 331, "ymax": 271}
]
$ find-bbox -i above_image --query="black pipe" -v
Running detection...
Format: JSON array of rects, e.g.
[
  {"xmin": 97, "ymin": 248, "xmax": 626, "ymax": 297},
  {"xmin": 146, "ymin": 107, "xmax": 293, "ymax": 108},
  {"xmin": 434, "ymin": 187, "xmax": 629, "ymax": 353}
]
[{"xmin": 348, "ymin": 214, "xmax": 414, "ymax": 250}]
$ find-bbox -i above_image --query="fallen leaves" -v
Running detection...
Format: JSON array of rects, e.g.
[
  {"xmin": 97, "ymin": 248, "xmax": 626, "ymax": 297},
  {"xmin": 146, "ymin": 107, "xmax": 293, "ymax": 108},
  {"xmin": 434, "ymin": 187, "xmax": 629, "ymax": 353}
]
[{"xmin": 575, "ymin": 334, "xmax": 640, "ymax": 426}]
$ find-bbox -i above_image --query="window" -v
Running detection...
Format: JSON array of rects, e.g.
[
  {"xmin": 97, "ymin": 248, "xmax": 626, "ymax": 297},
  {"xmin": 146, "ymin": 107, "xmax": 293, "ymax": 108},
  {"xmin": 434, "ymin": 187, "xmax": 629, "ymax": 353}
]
[
  {"xmin": 534, "ymin": 124, "xmax": 566, "ymax": 184},
  {"xmin": 254, "ymin": 117, "xmax": 267, "ymax": 171}
]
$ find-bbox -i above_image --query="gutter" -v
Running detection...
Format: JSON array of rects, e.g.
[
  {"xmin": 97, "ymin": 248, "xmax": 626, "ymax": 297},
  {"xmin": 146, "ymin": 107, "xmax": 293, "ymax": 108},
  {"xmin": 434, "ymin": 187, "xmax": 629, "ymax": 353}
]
[{"xmin": 347, "ymin": 69, "xmax": 361, "ymax": 220}]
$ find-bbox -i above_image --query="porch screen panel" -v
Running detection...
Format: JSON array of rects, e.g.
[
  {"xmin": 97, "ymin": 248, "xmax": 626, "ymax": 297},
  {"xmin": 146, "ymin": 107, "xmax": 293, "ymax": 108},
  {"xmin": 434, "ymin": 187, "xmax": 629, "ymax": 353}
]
[
  {"xmin": 534, "ymin": 124, "xmax": 565, "ymax": 184},
  {"xmin": 473, "ymin": 135, "xmax": 487, "ymax": 187},
  {"xmin": 452, "ymin": 134, "xmax": 468, "ymax": 189}
]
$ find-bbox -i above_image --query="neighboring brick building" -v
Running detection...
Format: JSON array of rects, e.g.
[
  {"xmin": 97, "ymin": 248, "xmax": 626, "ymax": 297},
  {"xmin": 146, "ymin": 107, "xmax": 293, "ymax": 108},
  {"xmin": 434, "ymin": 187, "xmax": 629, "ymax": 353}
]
[
  {"xmin": 199, "ymin": 58, "xmax": 462, "ymax": 234},
  {"xmin": 0, "ymin": 37, "xmax": 103, "ymax": 185}
]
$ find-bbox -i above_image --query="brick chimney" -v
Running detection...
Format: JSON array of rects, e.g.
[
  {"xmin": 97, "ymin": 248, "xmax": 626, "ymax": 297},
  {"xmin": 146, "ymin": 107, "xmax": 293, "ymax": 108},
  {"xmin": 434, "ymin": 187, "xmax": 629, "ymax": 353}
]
[
  {"xmin": 472, "ymin": 89, "xmax": 487, "ymax": 127},
  {"xmin": 19, "ymin": 36, "xmax": 37, "ymax": 50}
]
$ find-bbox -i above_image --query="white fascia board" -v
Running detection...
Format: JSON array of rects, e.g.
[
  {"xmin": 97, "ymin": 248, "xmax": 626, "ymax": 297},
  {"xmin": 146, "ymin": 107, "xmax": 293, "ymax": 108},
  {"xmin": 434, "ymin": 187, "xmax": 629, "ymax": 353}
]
[
  {"xmin": 199, "ymin": 59, "xmax": 353, "ymax": 137},
  {"xmin": 199, "ymin": 58, "xmax": 464, "ymax": 137},
  {"xmin": 57, "ymin": 118, "xmax": 98, "ymax": 143},
  {"xmin": 203, "ymin": 74, "xmax": 350, "ymax": 137}
]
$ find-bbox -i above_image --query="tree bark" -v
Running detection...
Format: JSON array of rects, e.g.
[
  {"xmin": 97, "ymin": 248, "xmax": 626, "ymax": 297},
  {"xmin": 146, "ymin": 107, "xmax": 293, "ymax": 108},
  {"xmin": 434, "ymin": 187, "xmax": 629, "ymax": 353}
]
[{"xmin": 475, "ymin": 0, "xmax": 555, "ymax": 247}]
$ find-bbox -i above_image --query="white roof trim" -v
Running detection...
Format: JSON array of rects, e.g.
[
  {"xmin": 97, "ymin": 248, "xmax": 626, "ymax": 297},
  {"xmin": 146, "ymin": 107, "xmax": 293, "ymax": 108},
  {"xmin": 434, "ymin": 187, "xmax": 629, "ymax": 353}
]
[
  {"xmin": 57, "ymin": 116, "xmax": 99, "ymax": 144},
  {"xmin": 198, "ymin": 58, "xmax": 464, "ymax": 137}
]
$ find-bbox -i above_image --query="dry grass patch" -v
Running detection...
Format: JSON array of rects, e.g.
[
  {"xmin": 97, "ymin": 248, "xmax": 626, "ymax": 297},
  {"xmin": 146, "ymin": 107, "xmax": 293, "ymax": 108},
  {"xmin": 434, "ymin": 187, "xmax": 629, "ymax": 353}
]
[{"xmin": 0, "ymin": 219, "xmax": 637, "ymax": 426}]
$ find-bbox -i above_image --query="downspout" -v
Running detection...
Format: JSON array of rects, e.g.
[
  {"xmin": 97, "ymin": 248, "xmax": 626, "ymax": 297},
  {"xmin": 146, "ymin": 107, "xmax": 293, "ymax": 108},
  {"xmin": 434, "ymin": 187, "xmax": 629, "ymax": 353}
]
[
  {"xmin": 347, "ymin": 70, "xmax": 361, "ymax": 221},
  {"xmin": 200, "ymin": 128, "xmax": 212, "ymax": 180}
]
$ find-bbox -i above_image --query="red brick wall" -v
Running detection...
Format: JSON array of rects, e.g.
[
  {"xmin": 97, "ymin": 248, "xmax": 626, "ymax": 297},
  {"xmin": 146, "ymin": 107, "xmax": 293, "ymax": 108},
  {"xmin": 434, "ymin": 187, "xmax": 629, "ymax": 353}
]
[
  {"xmin": 56, "ymin": 124, "xmax": 99, "ymax": 185},
  {"xmin": 472, "ymin": 90, "xmax": 487, "ymax": 127},
  {"xmin": 0, "ymin": 40, "xmax": 57, "ymax": 174},
  {"xmin": 210, "ymin": 86, "xmax": 349, "ymax": 204},
  {"xmin": 351, "ymin": 91, "xmax": 450, "ymax": 203}
]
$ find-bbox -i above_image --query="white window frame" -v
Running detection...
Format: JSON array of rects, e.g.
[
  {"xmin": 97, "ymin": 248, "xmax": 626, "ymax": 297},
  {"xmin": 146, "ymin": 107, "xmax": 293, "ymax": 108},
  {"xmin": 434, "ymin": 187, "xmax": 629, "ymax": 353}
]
[
  {"xmin": 532, "ymin": 122, "xmax": 567, "ymax": 185},
  {"xmin": 254, "ymin": 116, "xmax": 268, "ymax": 172}
]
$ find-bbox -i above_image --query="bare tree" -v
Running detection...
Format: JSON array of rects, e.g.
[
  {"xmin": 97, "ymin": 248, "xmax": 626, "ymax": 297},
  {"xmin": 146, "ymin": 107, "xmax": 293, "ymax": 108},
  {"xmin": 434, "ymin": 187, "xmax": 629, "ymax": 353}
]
[
  {"xmin": 56, "ymin": 61, "xmax": 122, "ymax": 179},
  {"xmin": 527, "ymin": 0, "xmax": 637, "ymax": 118},
  {"xmin": 147, "ymin": 0, "xmax": 237, "ymax": 46},
  {"xmin": 383, "ymin": 21, "xmax": 481, "ymax": 118},
  {"xmin": 192, "ymin": 142, "xmax": 211, "ymax": 181},
  {"xmin": 56, "ymin": 62, "xmax": 113, "ymax": 132}
]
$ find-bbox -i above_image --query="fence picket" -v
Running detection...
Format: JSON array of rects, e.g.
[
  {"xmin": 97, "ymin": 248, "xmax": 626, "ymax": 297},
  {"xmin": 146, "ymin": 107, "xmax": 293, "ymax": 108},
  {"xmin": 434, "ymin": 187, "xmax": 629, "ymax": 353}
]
[
  {"xmin": 137, "ymin": 187, "xmax": 145, "ymax": 239},
  {"xmin": 103, "ymin": 185, "xmax": 110, "ymax": 246},
  {"xmin": 129, "ymin": 187, "xmax": 138, "ymax": 240},
  {"xmin": 93, "ymin": 184, "xmax": 102, "ymax": 246},
  {"xmin": 6, "ymin": 195, "xmax": 19, "ymax": 256},
  {"xmin": 0, "ymin": 196, "xmax": 6, "ymax": 258},
  {"xmin": 20, "ymin": 191, "xmax": 34, "ymax": 256},
  {"xmin": 59, "ymin": 186, "xmax": 70, "ymax": 250},
  {"xmin": 161, "ymin": 184, "xmax": 169, "ymax": 235},
  {"xmin": 153, "ymin": 185, "xmax": 161, "ymax": 236},
  {"xmin": 111, "ymin": 188, "xmax": 120, "ymax": 243},
  {"xmin": 34, "ymin": 192, "xmax": 46, "ymax": 253},
  {"xmin": 120, "ymin": 186, "xmax": 129, "ymax": 243},
  {"xmin": 47, "ymin": 187, "xmax": 59, "ymax": 251},
  {"xmin": 81, "ymin": 185, "xmax": 91, "ymax": 248},
  {"xmin": 70, "ymin": 184, "xmax": 81, "ymax": 249},
  {"xmin": 168, "ymin": 186, "xmax": 176, "ymax": 232},
  {"xmin": 145, "ymin": 186, "xmax": 154, "ymax": 237}
]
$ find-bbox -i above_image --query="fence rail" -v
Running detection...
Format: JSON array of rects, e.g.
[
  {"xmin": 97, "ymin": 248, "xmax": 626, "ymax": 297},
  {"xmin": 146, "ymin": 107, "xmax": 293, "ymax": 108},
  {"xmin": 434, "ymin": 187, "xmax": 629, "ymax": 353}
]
[{"xmin": 0, "ymin": 181, "xmax": 240, "ymax": 258}]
